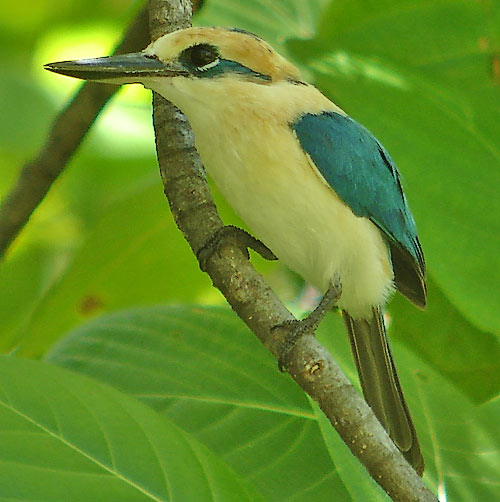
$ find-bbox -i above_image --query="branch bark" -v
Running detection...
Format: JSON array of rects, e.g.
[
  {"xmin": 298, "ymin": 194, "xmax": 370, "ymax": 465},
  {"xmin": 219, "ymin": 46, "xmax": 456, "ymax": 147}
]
[
  {"xmin": 148, "ymin": 1, "xmax": 438, "ymax": 501},
  {"xmin": 0, "ymin": 7, "xmax": 152, "ymax": 260}
]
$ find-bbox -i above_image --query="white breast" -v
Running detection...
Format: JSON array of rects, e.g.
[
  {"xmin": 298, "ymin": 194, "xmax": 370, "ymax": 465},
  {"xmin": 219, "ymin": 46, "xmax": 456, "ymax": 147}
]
[{"xmin": 148, "ymin": 77, "xmax": 395, "ymax": 319}]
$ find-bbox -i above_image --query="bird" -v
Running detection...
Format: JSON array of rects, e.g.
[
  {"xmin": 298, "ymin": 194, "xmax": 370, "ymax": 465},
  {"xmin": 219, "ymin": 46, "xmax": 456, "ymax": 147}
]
[{"xmin": 45, "ymin": 26, "xmax": 426, "ymax": 474}]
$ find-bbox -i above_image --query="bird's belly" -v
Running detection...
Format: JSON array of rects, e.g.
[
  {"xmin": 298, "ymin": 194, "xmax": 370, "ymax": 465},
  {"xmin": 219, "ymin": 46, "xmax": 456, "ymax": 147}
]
[{"xmin": 194, "ymin": 123, "xmax": 394, "ymax": 318}]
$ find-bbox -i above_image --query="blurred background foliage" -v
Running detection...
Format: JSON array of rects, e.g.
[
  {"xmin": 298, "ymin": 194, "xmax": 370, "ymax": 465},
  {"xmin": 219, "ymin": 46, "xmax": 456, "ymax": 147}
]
[{"xmin": 1, "ymin": 0, "xmax": 499, "ymax": 500}]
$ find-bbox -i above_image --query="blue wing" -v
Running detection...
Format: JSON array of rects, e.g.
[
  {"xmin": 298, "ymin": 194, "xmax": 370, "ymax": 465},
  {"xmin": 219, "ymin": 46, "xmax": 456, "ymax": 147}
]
[{"xmin": 292, "ymin": 111, "xmax": 426, "ymax": 307}]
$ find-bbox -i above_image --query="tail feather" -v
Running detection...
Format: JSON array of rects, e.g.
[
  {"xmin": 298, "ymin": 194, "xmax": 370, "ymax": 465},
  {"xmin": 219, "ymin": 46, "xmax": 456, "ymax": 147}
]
[{"xmin": 343, "ymin": 308, "xmax": 424, "ymax": 475}]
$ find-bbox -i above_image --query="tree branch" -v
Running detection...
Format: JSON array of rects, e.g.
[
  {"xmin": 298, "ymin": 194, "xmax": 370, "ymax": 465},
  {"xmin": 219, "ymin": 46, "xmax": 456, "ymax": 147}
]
[
  {"xmin": 148, "ymin": 1, "xmax": 437, "ymax": 501},
  {"xmin": 0, "ymin": 6, "xmax": 155, "ymax": 260}
]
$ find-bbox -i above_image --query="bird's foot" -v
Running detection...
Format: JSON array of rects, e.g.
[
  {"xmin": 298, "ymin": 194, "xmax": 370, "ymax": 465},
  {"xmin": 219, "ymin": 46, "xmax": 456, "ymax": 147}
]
[
  {"xmin": 274, "ymin": 280, "xmax": 342, "ymax": 371},
  {"xmin": 197, "ymin": 225, "xmax": 277, "ymax": 271}
]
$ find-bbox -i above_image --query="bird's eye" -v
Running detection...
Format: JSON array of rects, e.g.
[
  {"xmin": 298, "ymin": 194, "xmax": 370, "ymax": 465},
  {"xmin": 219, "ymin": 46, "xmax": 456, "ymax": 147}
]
[{"xmin": 181, "ymin": 44, "xmax": 219, "ymax": 71}]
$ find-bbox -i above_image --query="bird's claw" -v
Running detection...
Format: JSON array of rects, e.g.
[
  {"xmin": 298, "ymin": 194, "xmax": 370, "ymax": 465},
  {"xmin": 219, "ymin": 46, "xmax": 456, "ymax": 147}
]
[
  {"xmin": 196, "ymin": 225, "xmax": 276, "ymax": 271},
  {"xmin": 273, "ymin": 280, "xmax": 342, "ymax": 372}
]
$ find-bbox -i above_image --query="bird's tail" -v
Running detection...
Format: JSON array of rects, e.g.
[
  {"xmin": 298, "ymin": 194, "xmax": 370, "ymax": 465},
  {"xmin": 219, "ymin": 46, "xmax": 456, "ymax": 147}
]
[{"xmin": 343, "ymin": 308, "xmax": 424, "ymax": 475}]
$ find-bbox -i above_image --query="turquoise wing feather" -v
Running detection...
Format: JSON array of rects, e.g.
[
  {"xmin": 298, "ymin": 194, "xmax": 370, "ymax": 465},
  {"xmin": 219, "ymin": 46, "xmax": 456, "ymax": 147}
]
[{"xmin": 292, "ymin": 111, "xmax": 426, "ymax": 307}]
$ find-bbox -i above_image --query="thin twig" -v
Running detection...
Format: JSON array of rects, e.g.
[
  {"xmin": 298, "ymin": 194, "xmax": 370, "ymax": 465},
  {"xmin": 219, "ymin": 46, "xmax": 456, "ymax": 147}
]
[{"xmin": 148, "ymin": 1, "xmax": 437, "ymax": 501}]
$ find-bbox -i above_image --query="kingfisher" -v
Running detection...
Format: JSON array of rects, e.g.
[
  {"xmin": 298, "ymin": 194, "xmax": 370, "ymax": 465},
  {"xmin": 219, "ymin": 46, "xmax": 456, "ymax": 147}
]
[{"xmin": 46, "ymin": 26, "xmax": 426, "ymax": 474}]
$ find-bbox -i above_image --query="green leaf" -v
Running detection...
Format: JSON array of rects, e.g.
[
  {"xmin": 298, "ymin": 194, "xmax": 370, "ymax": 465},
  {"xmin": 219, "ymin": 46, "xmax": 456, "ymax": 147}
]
[
  {"xmin": 46, "ymin": 304, "xmax": 500, "ymax": 500},
  {"xmin": 0, "ymin": 355, "xmax": 265, "ymax": 502},
  {"xmin": 46, "ymin": 305, "xmax": 352, "ymax": 502},
  {"xmin": 391, "ymin": 277, "xmax": 500, "ymax": 403},
  {"xmin": 286, "ymin": 0, "xmax": 500, "ymax": 334},
  {"xmin": 195, "ymin": 0, "xmax": 330, "ymax": 53},
  {"xmin": 13, "ymin": 185, "xmax": 215, "ymax": 358}
]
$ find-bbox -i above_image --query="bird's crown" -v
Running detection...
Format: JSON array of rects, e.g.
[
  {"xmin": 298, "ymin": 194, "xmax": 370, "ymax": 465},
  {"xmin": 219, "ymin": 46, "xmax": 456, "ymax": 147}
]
[{"xmin": 146, "ymin": 26, "xmax": 302, "ymax": 83}]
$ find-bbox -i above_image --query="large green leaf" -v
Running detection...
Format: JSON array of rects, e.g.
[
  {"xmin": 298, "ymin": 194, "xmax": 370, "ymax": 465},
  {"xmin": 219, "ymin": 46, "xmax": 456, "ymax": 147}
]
[
  {"xmin": 46, "ymin": 305, "xmax": 351, "ymax": 502},
  {"xmin": 0, "ymin": 355, "xmax": 264, "ymax": 501},
  {"xmin": 46, "ymin": 305, "xmax": 500, "ymax": 500},
  {"xmin": 286, "ymin": 0, "xmax": 500, "ymax": 334}
]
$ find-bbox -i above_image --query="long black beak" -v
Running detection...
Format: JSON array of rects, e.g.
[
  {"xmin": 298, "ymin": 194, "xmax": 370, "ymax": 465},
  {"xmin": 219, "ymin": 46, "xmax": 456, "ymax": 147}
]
[{"xmin": 44, "ymin": 52, "xmax": 186, "ymax": 82}]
